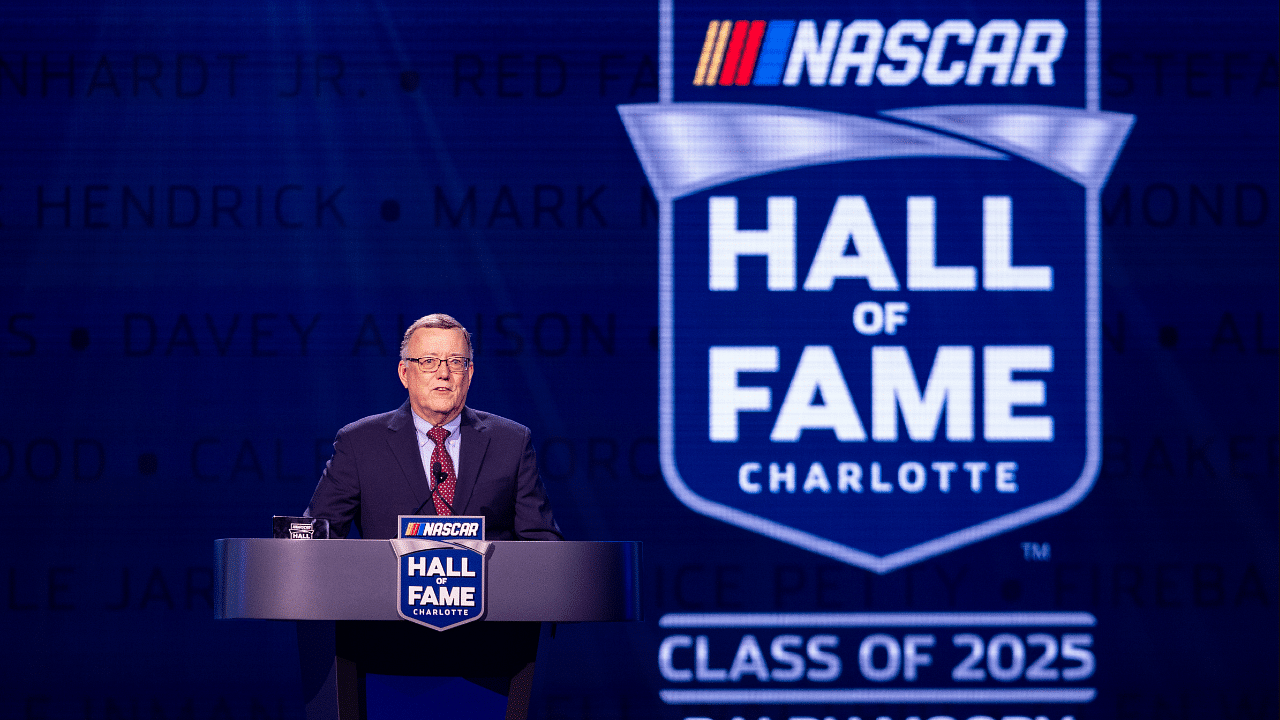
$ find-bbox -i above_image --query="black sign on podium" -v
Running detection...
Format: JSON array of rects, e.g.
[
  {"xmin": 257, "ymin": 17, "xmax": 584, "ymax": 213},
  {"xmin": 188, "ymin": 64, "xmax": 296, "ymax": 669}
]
[{"xmin": 215, "ymin": 538, "xmax": 642, "ymax": 720}]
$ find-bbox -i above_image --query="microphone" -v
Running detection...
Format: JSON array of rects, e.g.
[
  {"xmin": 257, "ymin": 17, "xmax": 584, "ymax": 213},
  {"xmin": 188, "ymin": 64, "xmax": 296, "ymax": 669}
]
[
  {"xmin": 428, "ymin": 461, "xmax": 455, "ymax": 514},
  {"xmin": 410, "ymin": 462, "xmax": 455, "ymax": 515}
]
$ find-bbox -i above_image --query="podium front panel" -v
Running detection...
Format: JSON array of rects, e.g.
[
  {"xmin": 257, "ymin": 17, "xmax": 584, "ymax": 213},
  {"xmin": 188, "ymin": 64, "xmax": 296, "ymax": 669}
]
[{"xmin": 215, "ymin": 538, "xmax": 641, "ymax": 622}]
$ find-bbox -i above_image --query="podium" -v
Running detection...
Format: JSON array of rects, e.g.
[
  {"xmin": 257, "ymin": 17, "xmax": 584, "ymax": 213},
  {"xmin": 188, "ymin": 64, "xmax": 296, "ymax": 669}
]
[{"xmin": 215, "ymin": 539, "xmax": 641, "ymax": 720}]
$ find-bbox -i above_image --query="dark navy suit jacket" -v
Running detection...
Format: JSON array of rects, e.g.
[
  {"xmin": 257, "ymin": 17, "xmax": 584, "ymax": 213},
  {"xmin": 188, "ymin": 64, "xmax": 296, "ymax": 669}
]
[{"xmin": 305, "ymin": 401, "xmax": 562, "ymax": 541}]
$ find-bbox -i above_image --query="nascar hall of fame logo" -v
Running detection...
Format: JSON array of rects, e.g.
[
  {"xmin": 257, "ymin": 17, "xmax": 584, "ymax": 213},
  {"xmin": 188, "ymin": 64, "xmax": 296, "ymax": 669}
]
[
  {"xmin": 620, "ymin": 0, "xmax": 1135, "ymax": 573},
  {"xmin": 393, "ymin": 516, "xmax": 489, "ymax": 631}
]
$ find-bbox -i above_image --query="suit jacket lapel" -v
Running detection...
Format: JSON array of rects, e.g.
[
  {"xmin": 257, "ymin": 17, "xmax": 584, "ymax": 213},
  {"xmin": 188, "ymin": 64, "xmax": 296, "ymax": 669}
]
[
  {"xmin": 454, "ymin": 407, "xmax": 488, "ymax": 515},
  {"xmin": 387, "ymin": 400, "xmax": 431, "ymax": 513}
]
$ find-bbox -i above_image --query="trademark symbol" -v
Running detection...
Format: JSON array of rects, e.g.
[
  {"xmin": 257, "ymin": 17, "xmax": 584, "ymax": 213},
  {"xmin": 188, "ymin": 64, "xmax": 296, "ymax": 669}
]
[
  {"xmin": 380, "ymin": 199, "xmax": 401, "ymax": 222},
  {"xmin": 69, "ymin": 327, "xmax": 90, "ymax": 351},
  {"xmin": 1022, "ymin": 542, "xmax": 1051, "ymax": 561}
]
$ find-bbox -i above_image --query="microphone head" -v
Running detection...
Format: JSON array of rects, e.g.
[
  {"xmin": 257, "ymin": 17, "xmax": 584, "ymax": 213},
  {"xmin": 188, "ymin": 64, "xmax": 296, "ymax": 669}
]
[{"xmin": 431, "ymin": 461, "xmax": 446, "ymax": 481}]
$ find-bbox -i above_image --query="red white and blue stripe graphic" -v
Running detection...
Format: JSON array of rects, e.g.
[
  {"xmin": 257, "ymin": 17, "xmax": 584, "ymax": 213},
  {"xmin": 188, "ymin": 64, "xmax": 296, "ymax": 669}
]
[{"xmin": 692, "ymin": 19, "xmax": 796, "ymax": 86}]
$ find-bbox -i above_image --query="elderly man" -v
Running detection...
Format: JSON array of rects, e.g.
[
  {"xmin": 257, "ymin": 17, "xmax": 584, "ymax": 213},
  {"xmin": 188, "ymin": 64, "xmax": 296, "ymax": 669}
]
[{"xmin": 305, "ymin": 313, "xmax": 562, "ymax": 540}]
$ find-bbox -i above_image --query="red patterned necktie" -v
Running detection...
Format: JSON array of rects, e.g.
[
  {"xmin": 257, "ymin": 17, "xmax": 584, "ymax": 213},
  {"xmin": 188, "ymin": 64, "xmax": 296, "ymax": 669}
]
[{"xmin": 426, "ymin": 426, "xmax": 457, "ymax": 515}]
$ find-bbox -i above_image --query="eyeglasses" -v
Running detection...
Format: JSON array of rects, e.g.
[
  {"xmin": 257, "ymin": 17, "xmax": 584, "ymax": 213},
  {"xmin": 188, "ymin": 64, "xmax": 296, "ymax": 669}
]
[{"xmin": 404, "ymin": 356, "xmax": 472, "ymax": 373}]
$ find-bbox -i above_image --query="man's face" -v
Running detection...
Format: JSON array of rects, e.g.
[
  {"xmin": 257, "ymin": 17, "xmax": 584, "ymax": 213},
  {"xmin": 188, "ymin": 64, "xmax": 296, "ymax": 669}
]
[{"xmin": 398, "ymin": 327, "xmax": 474, "ymax": 426}]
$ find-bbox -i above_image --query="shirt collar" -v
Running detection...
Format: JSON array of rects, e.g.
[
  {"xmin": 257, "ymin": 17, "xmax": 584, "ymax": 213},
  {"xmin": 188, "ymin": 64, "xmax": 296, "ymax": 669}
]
[{"xmin": 412, "ymin": 409, "xmax": 463, "ymax": 442}]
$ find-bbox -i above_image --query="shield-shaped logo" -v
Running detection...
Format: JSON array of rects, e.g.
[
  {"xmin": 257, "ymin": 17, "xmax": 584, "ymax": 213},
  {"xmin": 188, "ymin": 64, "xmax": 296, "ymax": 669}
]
[
  {"xmin": 620, "ymin": 1, "xmax": 1134, "ymax": 573},
  {"xmin": 392, "ymin": 538, "xmax": 490, "ymax": 631}
]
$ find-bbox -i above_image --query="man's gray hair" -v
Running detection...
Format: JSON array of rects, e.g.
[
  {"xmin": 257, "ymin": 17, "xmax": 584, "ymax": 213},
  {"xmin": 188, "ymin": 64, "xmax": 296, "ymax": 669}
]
[{"xmin": 400, "ymin": 313, "xmax": 473, "ymax": 359}]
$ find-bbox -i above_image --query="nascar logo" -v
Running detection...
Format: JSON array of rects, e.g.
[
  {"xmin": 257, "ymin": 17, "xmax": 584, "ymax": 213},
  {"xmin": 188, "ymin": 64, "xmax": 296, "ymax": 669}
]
[
  {"xmin": 394, "ymin": 538, "xmax": 490, "ymax": 631},
  {"xmin": 393, "ymin": 516, "xmax": 489, "ymax": 630},
  {"xmin": 403, "ymin": 520, "xmax": 482, "ymax": 538},
  {"xmin": 621, "ymin": 0, "xmax": 1133, "ymax": 575},
  {"xmin": 692, "ymin": 18, "xmax": 1067, "ymax": 87}
]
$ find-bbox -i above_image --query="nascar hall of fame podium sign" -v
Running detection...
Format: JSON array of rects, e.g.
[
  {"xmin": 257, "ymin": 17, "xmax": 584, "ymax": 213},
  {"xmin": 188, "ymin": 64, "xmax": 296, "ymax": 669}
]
[
  {"xmin": 392, "ymin": 516, "xmax": 490, "ymax": 631},
  {"xmin": 620, "ymin": 0, "xmax": 1134, "ymax": 573}
]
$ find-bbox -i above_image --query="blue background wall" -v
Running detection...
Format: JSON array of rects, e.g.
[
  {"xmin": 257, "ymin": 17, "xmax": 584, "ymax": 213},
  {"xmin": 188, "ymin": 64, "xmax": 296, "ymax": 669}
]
[{"xmin": 0, "ymin": 0, "xmax": 1274, "ymax": 718}]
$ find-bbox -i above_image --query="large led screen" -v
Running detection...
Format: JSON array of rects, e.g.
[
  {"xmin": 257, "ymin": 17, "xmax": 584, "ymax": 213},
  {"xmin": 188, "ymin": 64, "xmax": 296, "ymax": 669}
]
[{"xmin": 0, "ymin": 0, "xmax": 1275, "ymax": 718}]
